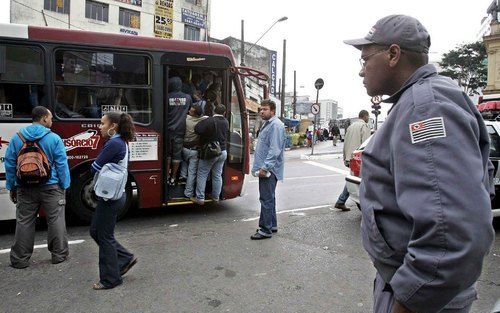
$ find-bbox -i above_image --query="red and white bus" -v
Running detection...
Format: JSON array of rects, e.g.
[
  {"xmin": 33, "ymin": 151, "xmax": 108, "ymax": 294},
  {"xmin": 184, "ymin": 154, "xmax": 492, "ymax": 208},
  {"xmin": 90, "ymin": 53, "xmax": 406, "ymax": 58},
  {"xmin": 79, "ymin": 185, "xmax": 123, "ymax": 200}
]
[{"xmin": 0, "ymin": 24, "xmax": 263, "ymax": 223}]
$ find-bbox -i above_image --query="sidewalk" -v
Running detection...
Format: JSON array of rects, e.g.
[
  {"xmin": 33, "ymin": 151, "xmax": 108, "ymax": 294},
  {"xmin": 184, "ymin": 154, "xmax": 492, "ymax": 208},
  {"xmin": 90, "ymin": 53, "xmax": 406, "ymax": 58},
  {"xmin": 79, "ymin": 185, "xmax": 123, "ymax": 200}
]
[{"xmin": 285, "ymin": 140, "xmax": 343, "ymax": 159}]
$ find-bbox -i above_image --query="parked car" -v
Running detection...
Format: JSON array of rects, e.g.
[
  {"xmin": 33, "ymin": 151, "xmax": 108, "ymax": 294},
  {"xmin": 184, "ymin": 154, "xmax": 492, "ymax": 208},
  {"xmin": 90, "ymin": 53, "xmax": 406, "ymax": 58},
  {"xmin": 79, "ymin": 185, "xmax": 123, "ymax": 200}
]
[{"xmin": 345, "ymin": 122, "xmax": 500, "ymax": 219}]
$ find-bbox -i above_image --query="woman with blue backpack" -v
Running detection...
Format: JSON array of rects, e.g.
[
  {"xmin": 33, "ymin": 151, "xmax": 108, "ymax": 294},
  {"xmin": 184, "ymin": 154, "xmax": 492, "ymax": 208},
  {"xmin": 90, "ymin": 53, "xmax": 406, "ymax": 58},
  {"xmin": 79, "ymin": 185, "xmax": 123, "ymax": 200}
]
[{"xmin": 90, "ymin": 112, "xmax": 137, "ymax": 290}]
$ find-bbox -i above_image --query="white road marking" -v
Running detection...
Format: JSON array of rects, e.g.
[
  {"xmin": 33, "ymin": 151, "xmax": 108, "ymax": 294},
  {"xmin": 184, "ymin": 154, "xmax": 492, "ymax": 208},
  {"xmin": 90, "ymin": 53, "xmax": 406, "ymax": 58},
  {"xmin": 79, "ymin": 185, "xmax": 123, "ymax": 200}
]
[
  {"xmin": 300, "ymin": 154, "xmax": 342, "ymax": 160},
  {"xmin": 303, "ymin": 160, "xmax": 350, "ymax": 176},
  {"xmin": 0, "ymin": 239, "xmax": 85, "ymax": 254},
  {"xmin": 247, "ymin": 173, "xmax": 341, "ymax": 183},
  {"xmin": 241, "ymin": 204, "xmax": 332, "ymax": 222}
]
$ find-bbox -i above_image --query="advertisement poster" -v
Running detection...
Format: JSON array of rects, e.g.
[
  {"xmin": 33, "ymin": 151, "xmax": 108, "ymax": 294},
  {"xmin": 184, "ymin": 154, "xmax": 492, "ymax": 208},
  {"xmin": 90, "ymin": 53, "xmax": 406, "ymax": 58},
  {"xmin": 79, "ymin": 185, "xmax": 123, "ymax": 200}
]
[
  {"xmin": 154, "ymin": 0, "xmax": 174, "ymax": 39},
  {"xmin": 181, "ymin": 8, "xmax": 206, "ymax": 29},
  {"xmin": 129, "ymin": 133, "xmax": 158, "ymax": 161}
]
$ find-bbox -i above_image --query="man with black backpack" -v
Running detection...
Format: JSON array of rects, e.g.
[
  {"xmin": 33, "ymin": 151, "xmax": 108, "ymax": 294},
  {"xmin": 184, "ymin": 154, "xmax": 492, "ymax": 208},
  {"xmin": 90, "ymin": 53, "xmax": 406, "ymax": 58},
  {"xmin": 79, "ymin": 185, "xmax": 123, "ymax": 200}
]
[{"xmin": 5, "ymin": 106, "xmax": 70, "ymax": 269}]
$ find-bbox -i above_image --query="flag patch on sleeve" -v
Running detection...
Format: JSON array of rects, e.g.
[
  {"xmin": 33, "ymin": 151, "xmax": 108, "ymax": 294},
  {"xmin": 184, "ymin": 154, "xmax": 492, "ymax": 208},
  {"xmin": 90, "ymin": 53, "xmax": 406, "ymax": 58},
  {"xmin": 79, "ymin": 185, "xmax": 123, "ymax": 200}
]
[{"xmin": 409, "ymin": 117, "xmax": 446, "ymax": 144}]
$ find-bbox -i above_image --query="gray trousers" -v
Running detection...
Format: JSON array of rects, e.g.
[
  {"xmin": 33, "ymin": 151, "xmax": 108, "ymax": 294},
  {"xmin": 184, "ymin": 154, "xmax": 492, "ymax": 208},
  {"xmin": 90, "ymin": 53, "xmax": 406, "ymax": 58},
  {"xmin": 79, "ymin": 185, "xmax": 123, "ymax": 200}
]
[
  {"xmin": 373, "ymin": 273, "xmax": 472, "ymax": 313},
  {"xmin": 10, "ymin": 184, "xmax": 69, "ymax": 267}
]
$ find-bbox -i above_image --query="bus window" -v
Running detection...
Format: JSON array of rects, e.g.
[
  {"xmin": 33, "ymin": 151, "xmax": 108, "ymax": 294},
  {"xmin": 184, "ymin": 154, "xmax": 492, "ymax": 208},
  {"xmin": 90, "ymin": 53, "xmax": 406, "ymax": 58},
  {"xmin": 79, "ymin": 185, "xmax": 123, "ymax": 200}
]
[
  {"xmin": 54, "ymin": 50, "xmax": 152, "ymax": 123},
  {"xmin": 228, "ymin": 78, "xmax": 243, "ymax": 164},
  {"xmin": 0, "ymin": 45, "xmax": 45, "ymax": 119}
]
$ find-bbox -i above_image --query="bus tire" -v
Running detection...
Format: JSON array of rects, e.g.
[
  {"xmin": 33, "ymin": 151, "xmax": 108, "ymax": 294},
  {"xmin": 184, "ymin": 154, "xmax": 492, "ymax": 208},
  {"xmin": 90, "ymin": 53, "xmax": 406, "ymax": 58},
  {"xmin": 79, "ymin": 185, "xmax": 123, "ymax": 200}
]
[{"xmin": 68, "ymin": 169, "xmax": 132, "ymax": 224}]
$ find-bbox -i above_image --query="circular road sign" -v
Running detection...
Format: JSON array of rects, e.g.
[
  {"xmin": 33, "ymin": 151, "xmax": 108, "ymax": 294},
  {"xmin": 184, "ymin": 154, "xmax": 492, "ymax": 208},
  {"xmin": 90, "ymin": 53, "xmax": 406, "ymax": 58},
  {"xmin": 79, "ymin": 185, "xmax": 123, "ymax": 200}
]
[
  {"xmin": 311, "ymin": 103, "xmax": 320, "ymax": 115},
  {"xmin": 314, "ymin": 78, "xmax": 324, "ymax": 90}
]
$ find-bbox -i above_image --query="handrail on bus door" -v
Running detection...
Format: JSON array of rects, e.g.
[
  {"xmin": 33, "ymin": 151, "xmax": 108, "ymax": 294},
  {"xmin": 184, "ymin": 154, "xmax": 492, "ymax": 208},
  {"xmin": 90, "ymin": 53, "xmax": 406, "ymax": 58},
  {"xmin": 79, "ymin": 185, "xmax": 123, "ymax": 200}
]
[{"xmin": 230, "ymin": 66, "xmax": 270, "ymax": 99}]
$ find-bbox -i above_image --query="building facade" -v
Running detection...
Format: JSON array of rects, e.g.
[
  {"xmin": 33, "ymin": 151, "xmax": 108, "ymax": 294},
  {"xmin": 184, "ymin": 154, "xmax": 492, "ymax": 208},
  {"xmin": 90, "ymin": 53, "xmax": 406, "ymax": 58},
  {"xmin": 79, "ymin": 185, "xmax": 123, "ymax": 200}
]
[
  {"xmin": 10, "ymin": 0, "xmax": 210, "ymax": 41},
  {"xmin": 318, "ymin": 99, "xmax": 339, "ymax": 127}
]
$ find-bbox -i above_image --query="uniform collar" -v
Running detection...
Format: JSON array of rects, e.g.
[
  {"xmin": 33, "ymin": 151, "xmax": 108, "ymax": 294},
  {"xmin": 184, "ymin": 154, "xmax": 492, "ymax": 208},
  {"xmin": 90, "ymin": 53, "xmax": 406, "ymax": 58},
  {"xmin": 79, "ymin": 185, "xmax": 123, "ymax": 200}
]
[{"xmin": 384, "ymin": 64, "xmax": 437, "ymax": 112}]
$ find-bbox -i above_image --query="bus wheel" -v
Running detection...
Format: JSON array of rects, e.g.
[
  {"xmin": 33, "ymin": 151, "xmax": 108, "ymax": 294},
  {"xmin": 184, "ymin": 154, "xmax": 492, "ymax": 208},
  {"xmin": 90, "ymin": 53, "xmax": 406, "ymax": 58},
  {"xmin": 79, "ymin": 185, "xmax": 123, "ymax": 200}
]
[{"xmin": 68, "ymin": 170, "xmax": 132, "ymax": 224}]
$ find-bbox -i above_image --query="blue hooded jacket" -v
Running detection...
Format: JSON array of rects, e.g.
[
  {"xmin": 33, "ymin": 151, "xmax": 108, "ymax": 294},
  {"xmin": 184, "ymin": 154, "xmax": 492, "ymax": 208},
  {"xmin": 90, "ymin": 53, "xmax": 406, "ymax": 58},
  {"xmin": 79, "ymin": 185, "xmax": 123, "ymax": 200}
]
[{"xmin": 4, "ymin": 124, "xmax": 70, "ymax": 190}]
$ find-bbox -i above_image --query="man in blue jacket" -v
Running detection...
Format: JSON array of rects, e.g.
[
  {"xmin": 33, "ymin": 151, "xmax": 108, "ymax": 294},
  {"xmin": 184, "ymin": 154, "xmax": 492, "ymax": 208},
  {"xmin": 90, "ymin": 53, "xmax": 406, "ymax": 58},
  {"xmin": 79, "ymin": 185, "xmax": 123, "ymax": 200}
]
[
  {"xmin": 5, "ymin": 106, "xmax": 71, "ymax": 268},
  {"xmin": 344, "ymin": 15, "xmax": 494, "ymax": 313},
  {"xmin": 250, "ymin": 99, "xmax": 286, "ymax": 240}
]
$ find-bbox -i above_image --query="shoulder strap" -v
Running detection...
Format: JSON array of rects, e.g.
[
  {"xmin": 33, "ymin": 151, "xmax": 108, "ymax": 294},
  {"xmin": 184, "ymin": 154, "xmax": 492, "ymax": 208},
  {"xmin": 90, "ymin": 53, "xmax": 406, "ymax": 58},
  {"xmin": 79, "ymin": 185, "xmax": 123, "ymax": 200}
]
[
  {"xmin": 17, "ymin": 132, "xmax": 26, "ymax": 143},
  {"xmin": 212, "ymin": 117, "xmax": 218, "ymax": 142},
  {"xmin": 411, "ymin": 78, "xmax": 435, "ymax": 109}
]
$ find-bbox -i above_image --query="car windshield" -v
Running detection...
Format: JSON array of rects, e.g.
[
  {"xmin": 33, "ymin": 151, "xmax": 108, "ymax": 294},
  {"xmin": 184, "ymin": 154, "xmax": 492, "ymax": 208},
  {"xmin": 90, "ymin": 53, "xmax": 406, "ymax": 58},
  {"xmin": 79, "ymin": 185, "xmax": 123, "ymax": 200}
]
[{"xmin": 487, "ymin": 125, "xmax": 500, "ymax": 158}]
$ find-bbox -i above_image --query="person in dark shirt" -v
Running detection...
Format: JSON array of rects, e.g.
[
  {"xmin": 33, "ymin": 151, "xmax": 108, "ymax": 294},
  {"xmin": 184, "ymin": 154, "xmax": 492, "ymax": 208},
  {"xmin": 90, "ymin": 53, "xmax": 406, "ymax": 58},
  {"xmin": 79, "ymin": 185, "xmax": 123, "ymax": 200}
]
[
  {"xmin": 191, "ymin": 104, "xmax": 229, "ymax": 205},
  {"xmin": 167, "ymin": 76, "xmax": 192, "ymax": 185}
]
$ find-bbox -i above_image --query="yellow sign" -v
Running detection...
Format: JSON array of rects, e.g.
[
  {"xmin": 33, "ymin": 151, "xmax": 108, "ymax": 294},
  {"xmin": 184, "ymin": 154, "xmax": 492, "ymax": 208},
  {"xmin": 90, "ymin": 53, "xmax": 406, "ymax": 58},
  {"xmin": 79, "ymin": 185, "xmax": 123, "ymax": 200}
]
[
  {"xmin": 56, "ymin": 0, "xmax": 63, "ymax": 8},
  {"xmin": 154, "ymin": 0, "xmax": 174, "ymax": 39},
  {"xmin": 130, "ymin": 15, "xmax": 140, "ymax": 29}
]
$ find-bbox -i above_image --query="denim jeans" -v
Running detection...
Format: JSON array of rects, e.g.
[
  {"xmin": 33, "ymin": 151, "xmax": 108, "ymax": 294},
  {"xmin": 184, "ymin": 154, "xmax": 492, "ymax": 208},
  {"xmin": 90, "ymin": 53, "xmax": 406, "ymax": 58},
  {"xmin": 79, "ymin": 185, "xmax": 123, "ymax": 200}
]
[
  {"xmin": 182, "ymin": 147, "xmax": 199, "ymax": 198},
  {"xmin": 90, "ymin": 195, "xmax": 134, "ymax": 288},
  {"xmin": 336, "ymin": 185, "xmax": 349, "ymax": 204},
  {"xmin": 196, "ymin": 150, "xmax": 227, "ymax": 201},
  {"xmin": 258, "ymin": 172, "xmax": 278, "ymax": 237}
]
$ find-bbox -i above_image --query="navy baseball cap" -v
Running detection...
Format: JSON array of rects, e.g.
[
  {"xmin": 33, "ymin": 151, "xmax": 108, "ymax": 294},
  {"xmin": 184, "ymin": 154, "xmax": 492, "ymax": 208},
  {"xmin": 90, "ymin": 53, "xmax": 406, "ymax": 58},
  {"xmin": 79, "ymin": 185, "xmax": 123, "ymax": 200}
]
[{"xmin": 344, "ymin": 15, "xmax": 431, "ymax": 53}]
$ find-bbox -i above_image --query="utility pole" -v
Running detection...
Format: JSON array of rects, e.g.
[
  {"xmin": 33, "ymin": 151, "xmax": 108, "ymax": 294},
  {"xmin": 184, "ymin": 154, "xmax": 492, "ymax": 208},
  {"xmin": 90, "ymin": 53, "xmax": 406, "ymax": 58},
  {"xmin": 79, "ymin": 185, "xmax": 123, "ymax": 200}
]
[
  {"xmin": 280, "ymin": 39, "xmax": 286, "ymax": 121},
  {"xmin": 293, "ymin": 70, "xmax": 297, "ymax": 118},
  {"xmin": 240, "ymin": 20, "xmax": 245, "ymax": 66},
  {"xmin": 278, "ymin": 78, "xmax": 281, "ymax": 98}
]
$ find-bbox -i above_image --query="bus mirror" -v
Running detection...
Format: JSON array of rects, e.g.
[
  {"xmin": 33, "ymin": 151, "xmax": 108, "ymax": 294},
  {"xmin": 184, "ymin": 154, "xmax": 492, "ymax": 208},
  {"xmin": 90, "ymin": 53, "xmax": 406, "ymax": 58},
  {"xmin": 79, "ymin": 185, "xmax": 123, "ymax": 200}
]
[{"xmin": 0, "ymin": 46, "xmax": 5, "ymax": 74}]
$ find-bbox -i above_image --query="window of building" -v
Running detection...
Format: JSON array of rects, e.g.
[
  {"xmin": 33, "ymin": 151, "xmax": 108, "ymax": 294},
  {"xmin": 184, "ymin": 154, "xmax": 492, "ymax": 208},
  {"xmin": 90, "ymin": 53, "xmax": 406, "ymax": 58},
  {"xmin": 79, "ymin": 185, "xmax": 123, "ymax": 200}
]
[
  {"xmin": 54, "ymin": 50, "xmax": 152, "ymax": 123},
  {"xmin": 119, "ymin": 8, "xmax": 140, "ymax": 28},
  {"xmin": 85, "ymin": 0, "xmax": 109, "ymax": 22},
  {"xmin": 0, "ymin": 45, "xmax": 45, "ymax": 119},
  {"xmin": 185, "ymin": 0, "xmax": 202, "ymax": 5},
  {"xmin": 44, "ymin": 0, "xmax": 70, "ymax": 14},
  {"xmin": 184, "ymin": 25, "xmax": 200, "ymax": 41}
]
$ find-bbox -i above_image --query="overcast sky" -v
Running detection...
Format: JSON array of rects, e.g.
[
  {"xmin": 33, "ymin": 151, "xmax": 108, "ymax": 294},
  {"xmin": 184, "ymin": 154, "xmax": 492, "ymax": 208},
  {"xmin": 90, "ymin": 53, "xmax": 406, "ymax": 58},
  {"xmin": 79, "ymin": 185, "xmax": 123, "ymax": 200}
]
[
  {"xmin": 0, "ymin": 1, "xmax": 493, "ymax": 118},
  {"xmin": 211, "ymin": 0, "xmax": 492, "ymax": 118}
]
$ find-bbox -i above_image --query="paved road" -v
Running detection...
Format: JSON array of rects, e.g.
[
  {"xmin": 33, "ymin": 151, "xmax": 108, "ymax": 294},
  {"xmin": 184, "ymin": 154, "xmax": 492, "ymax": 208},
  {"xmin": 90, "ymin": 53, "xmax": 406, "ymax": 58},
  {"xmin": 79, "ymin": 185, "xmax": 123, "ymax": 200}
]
[{"xmin": 0, "ymin": 142, "xmax": 498, "ymax": 313}]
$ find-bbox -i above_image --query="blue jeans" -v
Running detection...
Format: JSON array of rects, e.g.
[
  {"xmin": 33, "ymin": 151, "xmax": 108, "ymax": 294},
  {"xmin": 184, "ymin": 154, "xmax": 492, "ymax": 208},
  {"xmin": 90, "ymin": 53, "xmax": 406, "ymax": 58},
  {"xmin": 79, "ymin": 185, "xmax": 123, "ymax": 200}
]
[
  {"xmin": 258, "ymin": 172, "xmax": 278, "ymax": 237},
  {"xmin": 89, "ymin": 195, "xmax": 134, "ymax": 288},
  {"xmin": 336, "ymin": 185, "xmax": 349, "ymax": 204},
  {"xmin": 182, "ymin": 147, "xmax": 199, "ymax": 198},
  {"xmin": 196, "ymin": 150, "xmax": 227, "ymax": 201}
]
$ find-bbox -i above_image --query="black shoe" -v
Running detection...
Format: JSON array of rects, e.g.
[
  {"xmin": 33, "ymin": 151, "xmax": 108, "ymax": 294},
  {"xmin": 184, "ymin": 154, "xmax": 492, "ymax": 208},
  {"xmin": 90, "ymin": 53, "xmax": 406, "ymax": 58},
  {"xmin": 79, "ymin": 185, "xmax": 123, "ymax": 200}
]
[
  {"xmin": 250, "ymin": 232, "xmax": 271, "ymax": 240},
  {"xmin": 271, "ymin": 229, "xmax": 278, "ymax": 233},
  {"xmin": 10, "ymin": 263, "xmax": 28, "ymax": 269},
  {"xmin": 51, "ymin": 255, "xmax": 69, "ymax": 264},
  {"xmin": 120, "ymin": 257, "xmax": 138, "ymax": 276},
  {"xmin": 334, "ymin": 203, "xmax": 351, "ymax": 211}
]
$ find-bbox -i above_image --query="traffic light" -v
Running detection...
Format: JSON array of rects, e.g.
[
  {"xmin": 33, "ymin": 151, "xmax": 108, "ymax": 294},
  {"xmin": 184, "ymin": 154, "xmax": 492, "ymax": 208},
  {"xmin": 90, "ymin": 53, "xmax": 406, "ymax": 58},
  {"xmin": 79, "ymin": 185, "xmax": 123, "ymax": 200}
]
[{"xmin": 371, "ymin": 103, "xmax": 381, "ymax": 116}]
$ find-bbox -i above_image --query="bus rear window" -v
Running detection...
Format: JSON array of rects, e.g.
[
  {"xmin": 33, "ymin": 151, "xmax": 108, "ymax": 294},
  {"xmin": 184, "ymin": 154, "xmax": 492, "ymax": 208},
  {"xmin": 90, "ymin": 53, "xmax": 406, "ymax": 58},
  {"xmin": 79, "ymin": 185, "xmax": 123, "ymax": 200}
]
[{"xmin": 0, "ymin": 45, "xmax": 45, "ymax": 119}]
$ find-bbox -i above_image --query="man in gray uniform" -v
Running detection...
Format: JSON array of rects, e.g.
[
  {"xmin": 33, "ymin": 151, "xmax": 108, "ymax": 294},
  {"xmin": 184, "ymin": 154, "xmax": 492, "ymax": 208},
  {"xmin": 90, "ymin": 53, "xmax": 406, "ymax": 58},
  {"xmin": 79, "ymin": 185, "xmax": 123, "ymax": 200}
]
[{"xmin": 344, "ymin": 15, "xmax": 494, "ymax": 313}]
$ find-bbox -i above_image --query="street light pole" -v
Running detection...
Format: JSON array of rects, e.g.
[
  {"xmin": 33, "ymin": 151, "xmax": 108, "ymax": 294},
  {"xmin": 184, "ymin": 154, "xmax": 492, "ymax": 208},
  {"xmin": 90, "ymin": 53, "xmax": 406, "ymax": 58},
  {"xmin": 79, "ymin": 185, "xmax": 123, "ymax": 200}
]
[{"xmin": 244, "ymin": 16, "xmax": 288, "ymax": 56}]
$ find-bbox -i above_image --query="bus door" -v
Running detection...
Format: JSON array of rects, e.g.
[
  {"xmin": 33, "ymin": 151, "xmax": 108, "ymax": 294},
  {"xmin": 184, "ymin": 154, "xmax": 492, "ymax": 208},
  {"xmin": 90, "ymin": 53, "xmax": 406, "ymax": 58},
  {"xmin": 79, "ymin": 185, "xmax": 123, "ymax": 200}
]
[{"xmin": 161, "ymin": 53, "xmax": 231, "ymax": 203}]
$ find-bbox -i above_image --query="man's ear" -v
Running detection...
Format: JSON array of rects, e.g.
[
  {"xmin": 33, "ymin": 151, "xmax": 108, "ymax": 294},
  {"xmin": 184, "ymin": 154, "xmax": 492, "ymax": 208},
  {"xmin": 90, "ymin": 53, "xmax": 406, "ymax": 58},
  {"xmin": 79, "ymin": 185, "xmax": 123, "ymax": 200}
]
[{"xmin": 388, "ymin": 44, "xmax": 402, "ymax": 68}]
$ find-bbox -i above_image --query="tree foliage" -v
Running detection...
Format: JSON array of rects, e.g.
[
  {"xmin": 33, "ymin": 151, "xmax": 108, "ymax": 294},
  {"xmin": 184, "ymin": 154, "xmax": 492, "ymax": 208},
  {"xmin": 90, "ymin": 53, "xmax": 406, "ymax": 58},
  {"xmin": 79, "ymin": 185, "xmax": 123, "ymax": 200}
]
[{"xmin": 439, "ymin": 41, "xmax": 487, "ymax": 95}]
